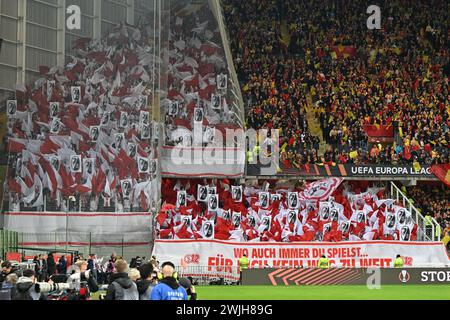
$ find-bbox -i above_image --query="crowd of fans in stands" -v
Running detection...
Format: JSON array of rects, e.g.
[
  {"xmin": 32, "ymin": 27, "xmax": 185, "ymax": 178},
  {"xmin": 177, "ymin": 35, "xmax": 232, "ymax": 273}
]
[
  {"xmin": 407, "ymin": 184, "xmax": 450, "ymax": 229},
  {"xmin": 5, "ymin": 19, "xmax": 160, "ymax": 212},
  {"xmin": 224, "ymin": 0, "xmax": 449, "ymax": 168},
  {"xmin": 164, "ymin": 3, "xmax": 242, "ymax": 148}
]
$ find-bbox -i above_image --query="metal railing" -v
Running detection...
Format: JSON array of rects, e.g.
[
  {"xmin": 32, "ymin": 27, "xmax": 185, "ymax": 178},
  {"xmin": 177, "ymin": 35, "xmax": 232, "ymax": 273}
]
[
  {"xmin": 0, "ymin": 229, "xmax": 19, "ymax": 260},
  {"xmin": 389, "ymin": 182, "xmax": 441, "ymax": 241},
  {"xmin": 1, "ymin": 231, "xmax": 152, "ymax": 262}
]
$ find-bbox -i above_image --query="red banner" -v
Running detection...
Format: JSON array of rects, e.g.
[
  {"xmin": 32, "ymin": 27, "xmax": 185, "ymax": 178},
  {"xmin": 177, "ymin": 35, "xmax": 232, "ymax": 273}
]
[
  {"xmin": 330, "ymin": 46, "xmax": 357, "ymax": 59},
  {"xmin": 363, "ymin": 125, "xmax": 394, "ymax": 142},
  {"xmin": 431, "ymin": 164, "xmax": 450, "ymax": 187}
]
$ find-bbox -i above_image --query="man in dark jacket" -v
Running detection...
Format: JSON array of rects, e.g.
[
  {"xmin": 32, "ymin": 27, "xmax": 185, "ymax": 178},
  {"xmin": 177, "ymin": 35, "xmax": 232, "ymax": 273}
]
[
  {"xmin": 0, "ymin": 261, "xmax": 20, "ymax": 284},
  {"xmin": 13, "ymin": 269, "xmax": 47, "ymax": 300},
  {"xmin": 105, "ymin": 259, "xmax": 138, "ymax": 300},
  {"xmin": 179, "ymin": 277, "xmax": 197, "ymax": 300},
  {"xmin": 136, "ymin": 263, "xmax": 157, "ymax": 300},
  {"xmin": 57, "ymin": 256, "xmax": 67, "ymax": 275},
  {"xmin": 47, "ymin": 253, "xmax": 56, "ymax": 277}
]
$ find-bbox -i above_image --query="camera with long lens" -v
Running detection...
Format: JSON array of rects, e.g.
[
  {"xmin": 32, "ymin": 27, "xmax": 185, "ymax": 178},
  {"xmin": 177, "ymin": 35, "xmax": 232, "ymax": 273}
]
[{"xmin": 35, "ymin": 282, "xmax": 71, "ymax": 293}]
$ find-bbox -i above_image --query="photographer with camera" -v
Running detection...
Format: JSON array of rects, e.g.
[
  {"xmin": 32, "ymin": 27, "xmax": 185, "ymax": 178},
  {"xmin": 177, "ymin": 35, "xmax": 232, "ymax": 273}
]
[
  {"xmin": 66, "ymin": 260, "xmax": 99, "ymax": 300},
  {"xmin": 136, "ymin": 263, "xmax": 158, "ymax": 300},
  {"xmin": 0, "ymin": 273, "xmax": 18, "ymax": 300},
  {"xmin": 179, "ymin": 277, "xmax": 198, "ymax": 301},
  {"xmin": 13, "ymin": 269, "xmax": 47, "ymax": 300},
  {"xmin": 0, "ymin": 261, "xmax": 20, "ymax": 285}
]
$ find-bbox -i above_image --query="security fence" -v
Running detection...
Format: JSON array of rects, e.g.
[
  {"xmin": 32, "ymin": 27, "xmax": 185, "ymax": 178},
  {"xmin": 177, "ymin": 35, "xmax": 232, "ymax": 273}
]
[
  {"xmin": 0, "ymin": 229, "xmax": 19, "ymax": 260},
  {"xmin": 175, "ymin": 265, "xmax": 241, "ymax": 285},
  {"xmin": 2, "ymin": 231, "xmax": 153, "ymax": 262}
]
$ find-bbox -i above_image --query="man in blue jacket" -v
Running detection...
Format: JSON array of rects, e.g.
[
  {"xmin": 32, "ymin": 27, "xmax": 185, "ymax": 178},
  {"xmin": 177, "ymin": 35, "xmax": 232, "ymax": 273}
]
[{"xmin": 150, "ymin": 262, "xmax": 187, "ymax": 300}]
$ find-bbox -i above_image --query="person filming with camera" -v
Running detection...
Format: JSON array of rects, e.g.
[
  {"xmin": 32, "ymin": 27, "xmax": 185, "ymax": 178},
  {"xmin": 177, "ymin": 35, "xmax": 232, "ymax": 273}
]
[
  {"xmin": 136, "ymin": 263, "xmax": 158, "ymax": 300},
  {"xmin": 66, "ymin": 260, "xmax": 99, "ymax": 300},
  {"xmin": 13, "ymin": 269, "xmax": 47, "ymax": 300}
]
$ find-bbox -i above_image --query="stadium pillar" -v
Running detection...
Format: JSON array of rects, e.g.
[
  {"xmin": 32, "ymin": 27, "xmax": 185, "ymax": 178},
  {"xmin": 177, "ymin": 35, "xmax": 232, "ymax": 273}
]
[
  {"xmin": 93, "ymin": 0, "xmax": 102, "ymax": 41},
  {"xmin": 16, "ymin": 0, "xmax": 27, "ymax": 84},
  {"xmin": 126, "ymin": 0, "xmax": 135, "ymax": 25},
  {"xmin": 88, "ymin": 232, "xmax": 92, "ymax": 256},
  {"xmin": 56, "ymin": 0, "xmax": 66, "ymax": 67}
]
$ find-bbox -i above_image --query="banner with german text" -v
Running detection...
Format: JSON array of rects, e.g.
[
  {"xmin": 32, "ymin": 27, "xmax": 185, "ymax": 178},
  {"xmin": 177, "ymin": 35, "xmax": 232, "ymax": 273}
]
[{"xmin": 153, "ymin": 240, "xmax": 450, "ymax": 281}]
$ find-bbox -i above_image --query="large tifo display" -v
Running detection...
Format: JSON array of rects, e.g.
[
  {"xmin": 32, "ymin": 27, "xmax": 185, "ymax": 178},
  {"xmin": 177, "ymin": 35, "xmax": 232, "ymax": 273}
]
[{"xmin": 153, "ymin": 239, "xmax": 450, "ymax": 280}]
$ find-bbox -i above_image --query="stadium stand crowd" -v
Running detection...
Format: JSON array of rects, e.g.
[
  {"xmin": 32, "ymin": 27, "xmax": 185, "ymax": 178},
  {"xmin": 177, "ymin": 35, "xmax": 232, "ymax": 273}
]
[
  {"xmin": 224, "ymin": 0, "xmax": 449, "ymax": 168},
  {"xmin": 164, "ymin": 4, "xmax": 243, "ymax": 148},
  {"xmin": 406, "ymin": 184, "xmax": 450, "ymax": 229},
  {"xmin": 4, "ymin": 21, "xmax": 160, "ymax": 212}
]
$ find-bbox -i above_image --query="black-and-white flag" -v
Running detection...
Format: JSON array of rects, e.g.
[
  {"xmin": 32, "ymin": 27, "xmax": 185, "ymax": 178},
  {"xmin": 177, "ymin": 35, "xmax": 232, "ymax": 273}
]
[
  {"xmin": 211, "ymin": 94, "xmax": 221, "ymax": 110},
  {"xmin": 194, "ymin": 108, "xmax": 204, "ymax": 123},
  {"xmin": 50, "ymin": 156, "xmax": 60, "ymax": 171},
  {"xmin": 7, "ymin": 100, "xmax": 17, "ymax": 118},
  {"xmin": 208, "ymin": 194, "xmax": 219, "ymax": 212},
  {"xmin": 138, "ymin": 95, "xmax": 148, "ymax": 108},
  {"xmin": 119, "ymin": 112, "xmax": 129, "ymax": 128},
  {"xmin": 288, "ymin": 192, "xmax": 299, "ymax": 209},
  {"xmin": 90, "ymin": 126, "xmax": 100, "ymax": 142},
  {"xmin": 232, "ymin": 212, "xmax": 242, "ymax": 228},
  {"xmin": 400, "ymin": 225, "xmax": 411, "ymax": 241},
  {"xmin": 217, "ymin": 74, "xmax": 228, "ymax": 90},
  {"xmin": 83, "ymin": 158, "xmax": 94, "ymax": 175},
  {"xmin": 201, "ymin": 220, "xmax": 215, "ymax": 239},
  {"xmin": 169, "ymin": 101, "xmax": 179, "ymax": 116},
  {"xmin": 197, "ymin": 185, "xmax": 208, "ymax": 202},
  {"xmin": 259, "ymin": 192, "xmax": 270, "ymax": 209},
  {"xmin": 260, "ymin": 216, "xmax": 271, "ymax": 232},
  {"xmin": 100, "ymin": 112, "xmax": 110, "ymax": 127},
  {"xmin": 140, "ymin": 111, "xmax": 150, "ymax": 126},
  {"xmin": 127, "ymin": 143, "xmax": 137, "ymax": 158},
  {"xmin": 114, "ymin": 133, "xmax": 125, "ymax": 150},
  {"xmin": 287, "ymin": 210, "xmax": 298, "ymax": 224},
  {"xmin": 50, "ymin": 118, "xmax": 61, "ymax": 134},
  {"xmin": 49, "ymin": 102, "xmax": 60, "ymax": 118},
  {"xmin": 138, "ymin": 157, "xmax": 149, "ymax": 174},
  {"xmin": 141, "ymin": 123, "xmax": 151, "ymax": 139},
  {"xmin": 149, "ymin": 159, "xmax": 157, "ymax": 174},
  {"xmin": 208, "ymin": 186, "xmax": 217, "ymax": 195},
  {"xmin": 181, "ymin": 215, "xmax": 192, "ymax": 228},
  {"xmin": 231, "ymin": 186, "xmax": 242, "ymax": 202},
  {"xmin": 121, "ymin": 179, "xmax": 132, "ymax": 198},
  {"xmin": 177, "ymin": 190, "xmax": 187, "ymax": 207},
  {"xmin": 71, "ymin": 86, "xmax": 81, "ymax": 103},
  {"xmin": 70, "ymin": 155, "xmax": 82, "ymax": 173}
]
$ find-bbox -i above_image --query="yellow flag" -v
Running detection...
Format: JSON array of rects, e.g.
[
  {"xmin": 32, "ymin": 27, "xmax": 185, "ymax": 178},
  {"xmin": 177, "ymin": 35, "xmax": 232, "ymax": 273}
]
[
  {"xmin": 281, "ymin": 142, "xmax": 288, "ymax": 153},
  {"xmin": 331, "ymin": 51, "xmax": 337, "ymax": 60},
  {"xmin": 349, "ymin": 151, "xmax": 358, "ymax": 159},
  {"xmin": 413, "ymin": 161, "xmax": 421, "ymax": 173}
]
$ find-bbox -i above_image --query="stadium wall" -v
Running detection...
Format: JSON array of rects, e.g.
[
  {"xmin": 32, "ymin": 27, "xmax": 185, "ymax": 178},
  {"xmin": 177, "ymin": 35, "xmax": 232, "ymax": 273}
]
[
  {"xmin": 153, "ymin": 239, "xmax": 450, "ymax": 272},
  {"xmin": 242, "ymin": 268, "xmax": 450, "ymax": 286}
]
